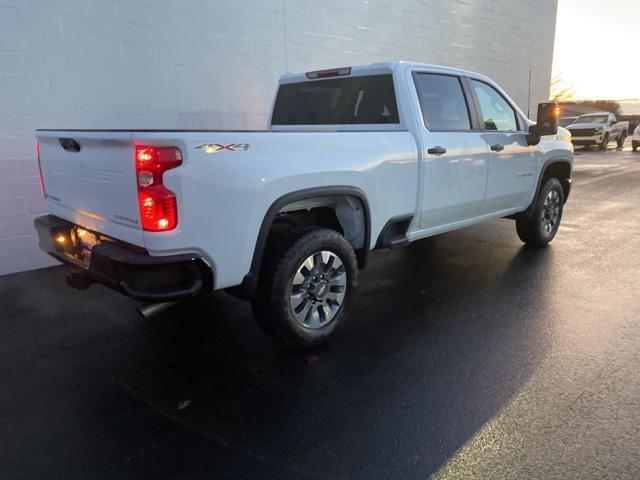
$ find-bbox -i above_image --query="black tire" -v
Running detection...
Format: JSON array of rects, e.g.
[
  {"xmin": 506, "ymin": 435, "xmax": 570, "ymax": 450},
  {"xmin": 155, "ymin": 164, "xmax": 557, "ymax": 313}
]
[
  {"xmin": 617, "ymin": 132, "xmax": 626, "ymax": 148},
  {"xmin": 250, "ymin": 229, "xmax": 301, "ymax": 339},
  {"xmin": 515, "ymin": 177, "xmax": 565, "ymax": 246},
  {"xmin": 599, "ymin": 133, "xmax": 609, "ymax": 150},
  {"xmin": 251, "ymin": 228, "xmax": 358, "ymax": 348},
  {"xmin": 633, "ymin": 142, "xmax": 639, "ymax": 152}
]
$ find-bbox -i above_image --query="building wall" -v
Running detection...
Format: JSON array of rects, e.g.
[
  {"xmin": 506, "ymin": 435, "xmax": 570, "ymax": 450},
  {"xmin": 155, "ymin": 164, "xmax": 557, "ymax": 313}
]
[{"xmin": 0, "ymin": 0, "xmax": 558, "ymax": 274}]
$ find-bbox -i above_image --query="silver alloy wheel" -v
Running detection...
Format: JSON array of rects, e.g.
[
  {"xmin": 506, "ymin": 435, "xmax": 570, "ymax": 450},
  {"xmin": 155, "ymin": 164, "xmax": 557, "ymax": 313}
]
[
  {"xmin": 541, "ymin": 189, "xmax": 561, "ymax": 235},
  {"xmin": 289, "ymin": 250, "xmax": 347, "ymax": 329}
]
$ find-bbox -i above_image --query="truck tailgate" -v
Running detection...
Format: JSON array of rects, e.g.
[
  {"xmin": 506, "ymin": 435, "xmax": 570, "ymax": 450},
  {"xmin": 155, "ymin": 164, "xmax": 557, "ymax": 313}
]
[{"xmin": 36, "ymin": 130, "xmax": 143, "ymax": 246}]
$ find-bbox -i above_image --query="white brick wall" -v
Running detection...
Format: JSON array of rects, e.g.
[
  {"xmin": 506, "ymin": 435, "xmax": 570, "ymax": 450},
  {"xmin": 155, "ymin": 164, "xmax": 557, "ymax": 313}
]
[{"xmin": 0, "ymin": 0, "xmax": 557, "ymax": 275}]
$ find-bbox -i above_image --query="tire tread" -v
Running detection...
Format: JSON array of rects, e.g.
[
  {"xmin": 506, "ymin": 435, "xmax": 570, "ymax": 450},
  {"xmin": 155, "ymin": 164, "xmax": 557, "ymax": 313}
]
[
  {"xmin": 251, "ymin": 227, "xmax": 358, "ymax": 348},
  {"xmin": 516, "ymin": 177, "xmax": 564, "ymax": 246}
]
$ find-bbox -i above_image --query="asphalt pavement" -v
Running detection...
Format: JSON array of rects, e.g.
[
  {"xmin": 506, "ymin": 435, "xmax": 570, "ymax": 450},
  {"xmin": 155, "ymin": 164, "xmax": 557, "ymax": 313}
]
[{"xmin": 2, "ymin": 142, "xmax": 640, "ymax": 479}]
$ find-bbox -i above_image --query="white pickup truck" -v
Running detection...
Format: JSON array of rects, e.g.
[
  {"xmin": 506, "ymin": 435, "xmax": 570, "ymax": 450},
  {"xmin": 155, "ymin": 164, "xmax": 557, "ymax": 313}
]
[
  {"xmin": 34, "ymin": 62, "xmax": 573, "ymax": 348},
  {"xmin": 566, "ymin": 112, "xmax": 629, "ymax": 149}
]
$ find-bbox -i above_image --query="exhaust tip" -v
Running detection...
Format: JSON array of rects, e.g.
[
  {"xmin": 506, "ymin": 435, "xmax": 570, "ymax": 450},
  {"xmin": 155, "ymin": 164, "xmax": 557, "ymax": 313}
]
[{"xmin": 136, "ymin": 301, "xmax": 180, "ymax": 319}]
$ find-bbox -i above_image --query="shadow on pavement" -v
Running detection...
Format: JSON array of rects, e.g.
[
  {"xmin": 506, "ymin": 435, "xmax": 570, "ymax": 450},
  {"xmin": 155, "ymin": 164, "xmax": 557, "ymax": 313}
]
[{"xmin": 0, "ymin": 222, "xmax": 560, "ymax": 479}]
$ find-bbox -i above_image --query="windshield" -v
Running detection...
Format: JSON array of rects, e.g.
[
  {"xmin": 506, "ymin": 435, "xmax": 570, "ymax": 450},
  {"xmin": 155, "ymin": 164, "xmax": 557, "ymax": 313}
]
[
  {"xmin": 575, "ymin": 115, "xmax": 609, "ymax": 124},
  {"xmin": 558, "ymin": 117, "xmax": 577, "ymax": 127}
]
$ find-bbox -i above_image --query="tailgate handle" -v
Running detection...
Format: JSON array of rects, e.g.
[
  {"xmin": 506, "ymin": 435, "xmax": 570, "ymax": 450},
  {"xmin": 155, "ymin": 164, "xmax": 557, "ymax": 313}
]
[{"xmin": 59, "ymin": 138, "xmax": 81, "ymax": 152}]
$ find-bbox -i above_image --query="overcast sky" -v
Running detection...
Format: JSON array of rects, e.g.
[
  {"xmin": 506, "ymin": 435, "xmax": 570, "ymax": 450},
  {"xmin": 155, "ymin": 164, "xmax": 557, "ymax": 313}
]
[{"xmin": 553, "ymin": 0, "xmax": 639, "ymax": 100}]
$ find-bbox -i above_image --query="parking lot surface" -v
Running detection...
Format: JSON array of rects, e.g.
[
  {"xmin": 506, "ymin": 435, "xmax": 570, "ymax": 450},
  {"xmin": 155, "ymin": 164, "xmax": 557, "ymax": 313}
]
[{"xmin": 2, "ymin": 144, "xmax": 640, "ymax": 479}]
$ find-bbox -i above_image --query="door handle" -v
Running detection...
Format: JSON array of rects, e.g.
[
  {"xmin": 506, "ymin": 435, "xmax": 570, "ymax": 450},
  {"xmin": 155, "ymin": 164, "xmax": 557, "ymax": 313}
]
[
  {"xmin": 490, "ymin": 144, "xmax": 505, "ymax": 152},
  {"xmin": 427, "ymin": 146, "xmax": 447, "ymax": 155}
]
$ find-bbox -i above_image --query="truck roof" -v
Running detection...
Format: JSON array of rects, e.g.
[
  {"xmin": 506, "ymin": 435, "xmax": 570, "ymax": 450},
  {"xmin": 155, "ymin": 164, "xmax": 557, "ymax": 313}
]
[{"xmin": 279, "ymin": 61, "xmax": 493, "ymax": 84}]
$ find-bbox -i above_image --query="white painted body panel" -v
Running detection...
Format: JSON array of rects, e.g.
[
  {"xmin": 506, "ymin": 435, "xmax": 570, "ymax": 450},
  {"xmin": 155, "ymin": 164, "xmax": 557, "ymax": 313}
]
[
  {"xmin": 480, "ymin": 132, "xmax": 538, "ymax": 213},
  {"xmin": 417, "ymin": 131, "xmax": 489, "ymax": 229},
  {"xmin": 36, "ymin": 130, "xmax": 144, "ymax": 246},
  {"xmin": 35, "ymin": 62, "xmax": 574, "ymax": 290},
  {"xmin": 136, "ymin": 130, "xmax": 418, "ymax": 288}
]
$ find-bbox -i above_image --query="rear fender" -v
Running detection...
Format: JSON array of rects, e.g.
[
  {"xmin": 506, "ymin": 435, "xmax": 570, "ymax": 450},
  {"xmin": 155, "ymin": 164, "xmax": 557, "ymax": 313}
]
[{"xmin": 238, "ymin": 186, "xmax": 371, "ymax": 299}]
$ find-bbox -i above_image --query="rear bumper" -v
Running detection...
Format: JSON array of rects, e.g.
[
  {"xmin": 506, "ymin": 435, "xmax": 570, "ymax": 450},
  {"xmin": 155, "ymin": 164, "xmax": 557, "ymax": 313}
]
[{"xmin": 34, "ymin": 215, "xmax": 213, "ymax": 301}]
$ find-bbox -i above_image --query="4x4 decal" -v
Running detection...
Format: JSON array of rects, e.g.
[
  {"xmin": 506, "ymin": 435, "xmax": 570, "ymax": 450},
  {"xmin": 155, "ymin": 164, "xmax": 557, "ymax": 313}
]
[{"xmin": 195, "ymin": 143, "xmax": 251, "ymax": 153}]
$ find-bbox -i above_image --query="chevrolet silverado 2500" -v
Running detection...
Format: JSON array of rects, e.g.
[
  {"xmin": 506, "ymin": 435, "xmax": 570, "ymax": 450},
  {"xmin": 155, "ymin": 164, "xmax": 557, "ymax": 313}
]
[
  {"xmin": 34, "ymin": 62, "xmax": 573, "ymax": 348},
  {"xmin": 566, "ymin": 112, "xmax": 629, "ymax": 149}
]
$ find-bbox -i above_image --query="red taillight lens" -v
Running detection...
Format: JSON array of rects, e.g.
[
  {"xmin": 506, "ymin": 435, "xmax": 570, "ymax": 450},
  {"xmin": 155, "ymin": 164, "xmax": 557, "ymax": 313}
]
[
  {"xmin": 135, "ymin": 145, "xmax": 182, "ymax": 232},
  {"xmin": 138, "ymin": 187, "xmax": 177, "ymax": 231}
]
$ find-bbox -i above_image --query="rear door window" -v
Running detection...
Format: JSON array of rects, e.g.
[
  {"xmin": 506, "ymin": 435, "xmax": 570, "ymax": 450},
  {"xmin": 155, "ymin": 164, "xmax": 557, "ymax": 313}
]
[
  {"xmin": 413, "ymin": 73, "xmax": 471, "ymax": 131},
  {"xmin": 271, "ymin": 75, "xmax": 399, "ymax": 125}
]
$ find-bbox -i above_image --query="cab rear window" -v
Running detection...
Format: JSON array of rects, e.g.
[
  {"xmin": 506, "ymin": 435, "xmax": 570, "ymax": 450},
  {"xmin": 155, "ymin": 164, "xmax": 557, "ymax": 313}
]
[{"xmin": 271, "ymin": 74, "xmax": 399, "ymax": 125}]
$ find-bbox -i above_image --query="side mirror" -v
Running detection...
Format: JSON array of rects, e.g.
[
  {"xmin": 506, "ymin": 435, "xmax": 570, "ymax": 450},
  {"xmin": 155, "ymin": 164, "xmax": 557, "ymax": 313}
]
[{"xmin": 527, "ymin": 102, "xmax": 558, "ymax": 145}]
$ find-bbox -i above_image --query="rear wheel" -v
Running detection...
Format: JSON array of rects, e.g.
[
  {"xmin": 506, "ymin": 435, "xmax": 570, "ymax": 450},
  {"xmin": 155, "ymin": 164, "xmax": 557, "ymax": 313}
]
[
  {"xmin": 251, "ymin": 228, "xmax": 358, "ymax": 348},
  {"xmin": 515, "ymin": 177, "xmax": 565, "ymax": 246},
  {"xmin": 633, "ymin": 142, "xmax": 639, "ymax": 152},
  {"xmin": 599, "ymin": 133, "xmax": 609, "ymax": 150},
  {"xmin": 617, "ymin": 132, "xmax": 626, "ymax": 148}
]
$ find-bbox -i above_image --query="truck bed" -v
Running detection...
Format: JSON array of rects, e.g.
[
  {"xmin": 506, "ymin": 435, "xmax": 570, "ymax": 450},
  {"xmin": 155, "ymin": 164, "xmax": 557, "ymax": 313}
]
[{"xmin": 35, "ymin": 128, "xmax": 418, "ymax": 288}]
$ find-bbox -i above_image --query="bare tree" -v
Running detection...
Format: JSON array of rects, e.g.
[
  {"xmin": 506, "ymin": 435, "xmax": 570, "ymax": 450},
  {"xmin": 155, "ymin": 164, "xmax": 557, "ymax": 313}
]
[
  {"xmin": 558, "ymin": 100, "xmax": 623, "ymax": 117},
  {"xmin": 549, "ymin": 74, "xmax": 576, "ymax": 102},
  {"xmin": 581, "ymin": 100, "xmax": 622, "ymax": 116}
]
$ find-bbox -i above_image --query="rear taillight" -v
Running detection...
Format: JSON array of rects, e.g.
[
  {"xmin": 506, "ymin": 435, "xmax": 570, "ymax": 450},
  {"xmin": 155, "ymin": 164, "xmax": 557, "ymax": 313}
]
[
  {"xmin": 135, "ymin": 145, "xmax": 182, "ymax": 232},
  {"xmin": 35, "ymin": 140, "xmax": 46, "ymax": 198}
]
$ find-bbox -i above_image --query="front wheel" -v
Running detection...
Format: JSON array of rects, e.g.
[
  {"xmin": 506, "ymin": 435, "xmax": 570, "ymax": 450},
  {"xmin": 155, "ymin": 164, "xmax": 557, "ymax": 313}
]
[
  {"xmin": 515, "ymin": 177, "xmax": 565, "ymax": 246},
  {"xmin": 599, "ymin": 133, "xmax": 609, "ymax": 150},
  {"xmin": 251, "ymin": 228, "xmax": 358, "ymax": 348}
]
